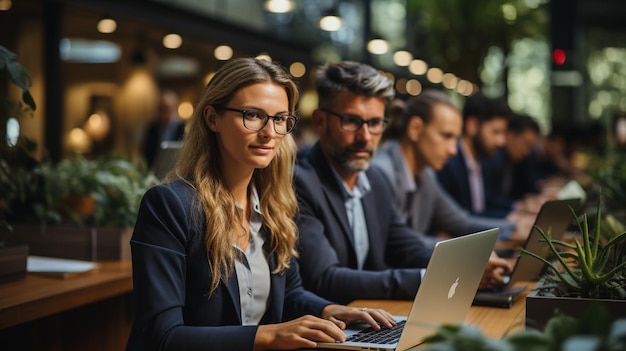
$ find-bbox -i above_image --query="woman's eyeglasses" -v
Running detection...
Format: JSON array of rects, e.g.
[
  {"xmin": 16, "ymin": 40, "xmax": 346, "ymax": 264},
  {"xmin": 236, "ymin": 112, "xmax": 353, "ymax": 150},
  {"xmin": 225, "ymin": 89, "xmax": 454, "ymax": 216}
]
[{"xmin": 224, "ymin": 107, "xmax": 299, "ymax": 135}]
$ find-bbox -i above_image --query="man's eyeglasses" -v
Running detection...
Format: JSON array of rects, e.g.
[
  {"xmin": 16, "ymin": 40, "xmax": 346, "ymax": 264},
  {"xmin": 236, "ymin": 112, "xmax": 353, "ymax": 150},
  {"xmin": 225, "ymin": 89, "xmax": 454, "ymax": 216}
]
[
  {"xmin": 224, "ymin": 107, "xmax": 299, "ymax": 135},
  {"xmin": 321, "ymin": 108, "xmax": 388, "ymax": 135}
]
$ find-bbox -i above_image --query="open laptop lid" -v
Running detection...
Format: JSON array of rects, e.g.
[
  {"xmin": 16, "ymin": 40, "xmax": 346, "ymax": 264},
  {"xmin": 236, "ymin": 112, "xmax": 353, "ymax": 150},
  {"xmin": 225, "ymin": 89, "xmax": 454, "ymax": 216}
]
[
  {"xmin": 151, "ymin": 141, "xmax": 182, "ymax": 180},
  {"xmin": 507, "ymin": 197, "xmax": 582, "ymax": 285},
  {"xmin": 318, "ymin": 228, "xmax": 499, "ymax": 351}
]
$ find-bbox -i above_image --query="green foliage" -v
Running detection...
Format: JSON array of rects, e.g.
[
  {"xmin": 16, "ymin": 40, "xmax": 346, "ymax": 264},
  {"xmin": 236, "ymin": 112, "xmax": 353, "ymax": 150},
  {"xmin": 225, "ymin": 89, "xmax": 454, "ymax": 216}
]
[
  {"xmin": 91, "ymin": 157, "xmax": 158, "ymax": 227},
  {"xmin": 1, "ymin": 46, "xmax": 156, "ymax": 232},
  {"xmin": 519, "ymin": 200, "xmax": 626, "ymax": 300},
  {"xmin": 43, "ymin": 154, "xmax": 158, "ymax": 228},
  {"xmin": 589, "ymin": 153, "xmax": 626, "ymax": 215},
  {"xmin": 0, "ymin": 45, "xmax": 43, "ymax": 231},
  {"xmin": 405, "ymin": 0, "xmax": 548, "ymax": 85},
  {"xmin": 0, "ymin": 45, "xmax": 36, "ymax": 112},
  {"xmin": 421, "ymin": 304, "xmax": 626, "ymax": 351}
]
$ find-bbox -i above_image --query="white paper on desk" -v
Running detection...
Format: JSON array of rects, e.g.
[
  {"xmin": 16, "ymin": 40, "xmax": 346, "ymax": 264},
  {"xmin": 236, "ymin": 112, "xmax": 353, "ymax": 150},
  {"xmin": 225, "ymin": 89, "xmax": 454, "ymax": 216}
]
[{"xmin": 27, "ymin": 256, "xmax": 98, "ymax": 273}]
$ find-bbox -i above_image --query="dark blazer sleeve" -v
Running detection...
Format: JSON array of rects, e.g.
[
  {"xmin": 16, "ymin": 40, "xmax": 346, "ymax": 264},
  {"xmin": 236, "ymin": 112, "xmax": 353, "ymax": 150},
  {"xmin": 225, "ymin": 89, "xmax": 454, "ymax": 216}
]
[
  {"xmin": 294, "ymin": 145, "xmax": 433, "ymax": 304},
  {"xmin": 282, "ymin": 257, "xmax": 335, "ymax": 321},
  {"xmin": 127, "ymin": 184, "xmax": 258, "ymax": 351}
]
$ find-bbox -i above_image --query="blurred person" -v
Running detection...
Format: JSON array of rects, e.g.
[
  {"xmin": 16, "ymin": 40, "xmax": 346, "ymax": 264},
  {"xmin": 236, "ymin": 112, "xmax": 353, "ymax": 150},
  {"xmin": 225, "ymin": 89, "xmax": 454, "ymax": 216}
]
[
  {"xmin": 482, "ymin": 113, "xmax": 542, "ymax": 214},
  {"xmin": 372, "ymin": 91, "xmax": 515, "ymax": 241},
  {"xmin": 141, "ymin": 88, "xmax": 186, "ymax": 167},
  {"xmin": 294, "ymin": 61, "xmax": 512, "ymax": 304},
  {"xmin": 536, "ymin": 123, "xmax": 589, "ymax": 186},
  {"xmin": 436, "ymin": 92, "xmax": 512, "ymax": 218},
  {"xmin": 127, "ymin": 58, "xmax": 395, "ymax": 351}
]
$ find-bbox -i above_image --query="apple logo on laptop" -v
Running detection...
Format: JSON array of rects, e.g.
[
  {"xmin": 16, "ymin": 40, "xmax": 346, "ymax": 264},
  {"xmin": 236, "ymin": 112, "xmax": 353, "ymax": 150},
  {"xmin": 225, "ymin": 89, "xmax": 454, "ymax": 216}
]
[{"xmin": 448, "ymin": 277, "xmax": 459, "ymax": 299}]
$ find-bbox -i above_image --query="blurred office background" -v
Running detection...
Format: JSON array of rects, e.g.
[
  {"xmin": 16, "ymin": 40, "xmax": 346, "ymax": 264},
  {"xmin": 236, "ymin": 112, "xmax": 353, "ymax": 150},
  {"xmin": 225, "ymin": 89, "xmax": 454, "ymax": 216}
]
[{"xmin": 1, "ymin": 0, "xmax": 626, "ymax": 163}]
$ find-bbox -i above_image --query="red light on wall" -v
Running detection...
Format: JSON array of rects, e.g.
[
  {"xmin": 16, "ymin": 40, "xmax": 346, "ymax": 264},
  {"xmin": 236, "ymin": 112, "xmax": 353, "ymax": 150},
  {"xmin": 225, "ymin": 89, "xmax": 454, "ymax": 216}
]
[{"xmin": 552, "ymin": 48, "xmax": 566, "ymax": 65}]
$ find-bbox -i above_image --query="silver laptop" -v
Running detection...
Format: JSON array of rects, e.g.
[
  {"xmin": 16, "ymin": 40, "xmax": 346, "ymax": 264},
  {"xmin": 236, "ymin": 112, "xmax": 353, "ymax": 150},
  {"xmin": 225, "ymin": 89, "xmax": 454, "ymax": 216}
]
[
  {"xmin": 473, "ymin": 198, "xmax": 581, "ymax": 307},
  {"xmin": 318, "ymin": 228, "xmax": 499, "ymax": 351},
  {"xmin": 151, "ymin": 141, "xmax": 182, "ymax": 180}
]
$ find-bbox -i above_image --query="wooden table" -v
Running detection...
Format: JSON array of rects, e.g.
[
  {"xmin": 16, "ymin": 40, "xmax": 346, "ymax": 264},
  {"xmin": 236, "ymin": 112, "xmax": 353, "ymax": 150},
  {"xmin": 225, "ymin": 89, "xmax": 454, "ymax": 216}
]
[
  {"xmin": 0, "ymin": 260, "xmax": 133, "ymax": 350},
  {"xmin": 348, "ymin": 283, "xmax": 531, "ymax": 340}
]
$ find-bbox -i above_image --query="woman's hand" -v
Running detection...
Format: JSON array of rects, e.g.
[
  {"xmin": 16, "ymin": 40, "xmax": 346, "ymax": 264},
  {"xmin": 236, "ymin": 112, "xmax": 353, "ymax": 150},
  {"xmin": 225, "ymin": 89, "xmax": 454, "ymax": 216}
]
[
  {"xmin": 253, "ymin": 305, "xmax": 397, "ymax": 350},
  {"xmin": 254, "ymin": 315, "xmax": 345, "ymax": 350},
  {"xmin": 321, "ymin": 304, "xmax": 397, "ymax": 330}
]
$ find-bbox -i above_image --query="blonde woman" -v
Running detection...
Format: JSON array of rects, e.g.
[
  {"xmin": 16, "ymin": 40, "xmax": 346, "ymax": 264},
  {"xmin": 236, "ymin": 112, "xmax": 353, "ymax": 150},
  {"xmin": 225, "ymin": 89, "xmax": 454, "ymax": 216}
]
[{"xmin": 126, "ymin": 58, "xmax": 394, "ymax": 351}]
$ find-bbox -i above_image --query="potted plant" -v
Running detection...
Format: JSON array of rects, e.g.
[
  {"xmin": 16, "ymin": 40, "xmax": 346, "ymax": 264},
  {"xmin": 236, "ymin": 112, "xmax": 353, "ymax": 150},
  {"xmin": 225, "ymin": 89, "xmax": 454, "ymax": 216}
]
[
  {"xmin": 0, "ymin": 45, "xmax": 38, "ymax": 281},
  {"xmin": 12, "ymin": 154, "xmax": 158, "ymax": 261},
  {"xmin": 519, "ymin": 198, "xmax": 626, "ymax": 329},
  {"xmin": 420, "ymin": 303, "xmax": 626, "ymax": 351}
]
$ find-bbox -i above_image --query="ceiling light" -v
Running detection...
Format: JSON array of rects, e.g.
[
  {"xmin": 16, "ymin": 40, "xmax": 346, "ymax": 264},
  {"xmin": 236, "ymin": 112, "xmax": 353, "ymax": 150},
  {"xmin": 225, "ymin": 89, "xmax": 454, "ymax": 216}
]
[
  {"xmin": 406, "ymin": 79, "xmax": 422, "ymax": 96},
  {"xmin": 426, "ymin": 67, "xmax": 444, "ymax": 83},
  {"xmin": 256, "ymin": 53, "xmax": 272, "ymax": 62},
  {"xmin": 289, "ymin": 62, "xmax": 306, "ymax": 78},
  {"xmin": 0, "ymin": 0, "xmax": 12, "ymax": 11},
  {"xmin": 214, "ymin": 45, "xmax": 233, "ymax": 60},
  {"xmin": 393, "ymin": 51, "xmax": 413, "ymax": 66},
  {"xmin": 264, "ymin": 0, "xmax": 295, "ymax": 13},
  {"xmin": 163, "ymin": 33, "xmax": 182, "ymax": 49},
  {"xmin": 97, "ymin": 17, "xmax": 117, "ymax": 34},
  {"xmin": 367, "ymin": 39, "xmax": 389, "ymax": 55},
  {"xmin": 409, "ymin": 59, "xmax": 428, "ymax": 75},
  {"xmin": 319, "ymin": 15, "xmax": 343, "ymax": 31}
]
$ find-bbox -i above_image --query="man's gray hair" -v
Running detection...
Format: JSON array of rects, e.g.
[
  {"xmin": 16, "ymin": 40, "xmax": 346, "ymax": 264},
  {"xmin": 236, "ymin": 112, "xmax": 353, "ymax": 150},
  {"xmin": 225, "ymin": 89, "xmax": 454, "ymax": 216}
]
[{"xmin": 314, "ymin": 61, "xmax": 395, "ymax": 108}]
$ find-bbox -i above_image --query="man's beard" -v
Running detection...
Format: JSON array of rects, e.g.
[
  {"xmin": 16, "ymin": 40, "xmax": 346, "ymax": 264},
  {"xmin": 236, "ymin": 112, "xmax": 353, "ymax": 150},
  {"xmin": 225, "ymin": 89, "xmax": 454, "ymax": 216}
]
[
  {"xmin": 323, "ymin": 128, "xmax": 374, "ymax": 173},
  {"xmin": 472, "ymin": 134, "xmax": 494, "ymax": 158}
]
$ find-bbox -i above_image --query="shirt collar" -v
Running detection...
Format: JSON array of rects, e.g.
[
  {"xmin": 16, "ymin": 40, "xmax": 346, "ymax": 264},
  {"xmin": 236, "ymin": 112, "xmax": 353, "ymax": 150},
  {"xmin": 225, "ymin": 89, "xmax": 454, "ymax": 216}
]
[
  {"xmin": 330, "ymin": 166, "xmax": 371, "ymax": 199},
  {"xmin": 234, "ymin": 186, "xmax": 264, "ymax": 251},
  {"xmin": 459, "ymin": 141, "xmax": 479, "ymax": 172}
]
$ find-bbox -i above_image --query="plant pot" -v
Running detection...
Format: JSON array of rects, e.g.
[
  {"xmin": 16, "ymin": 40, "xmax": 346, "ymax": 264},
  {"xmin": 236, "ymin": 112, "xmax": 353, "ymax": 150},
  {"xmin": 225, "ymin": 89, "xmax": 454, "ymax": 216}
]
[
  {"xmin": 61, "ymin": 195, "xmax": 97, "ymax": 218},
  {"xmin": 7, "ymin": 224, "xmax": 131, "ymax": 261},
  {"xmin": 0, "ymin": 244, "xmax": 28, "ymax": 283},
  {"xmin": 526, "ymin": 282, "xmax": 626, "ymax": 330}
]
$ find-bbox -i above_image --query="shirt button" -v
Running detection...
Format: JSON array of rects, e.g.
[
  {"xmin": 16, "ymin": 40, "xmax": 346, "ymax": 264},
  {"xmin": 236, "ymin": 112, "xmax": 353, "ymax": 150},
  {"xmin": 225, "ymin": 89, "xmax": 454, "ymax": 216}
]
[{"xmin": 247, "ymin": 288, "xmax": 253, "ymax": 296}]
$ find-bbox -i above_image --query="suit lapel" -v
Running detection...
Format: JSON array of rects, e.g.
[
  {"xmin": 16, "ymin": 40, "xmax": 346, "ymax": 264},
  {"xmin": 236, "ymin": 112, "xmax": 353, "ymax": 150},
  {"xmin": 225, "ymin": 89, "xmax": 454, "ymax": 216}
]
[
  {"xmin": 310, "ymin": 146, "xmax": 354, "ymax": 247},
  {"xmin": 263, "ymin": 246, "xmax": 282, "ymax": 324},
  {"xmin": 222, "ymin": 267, "xmax": 242, "ymax": 324}
]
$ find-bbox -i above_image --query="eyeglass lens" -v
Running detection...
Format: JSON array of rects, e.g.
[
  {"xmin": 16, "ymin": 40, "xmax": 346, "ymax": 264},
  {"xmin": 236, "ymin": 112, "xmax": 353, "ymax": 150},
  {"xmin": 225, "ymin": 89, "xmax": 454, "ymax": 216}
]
[{"xmin": 242, "ymin": 110, "xmax": 297, "ymax": 134}]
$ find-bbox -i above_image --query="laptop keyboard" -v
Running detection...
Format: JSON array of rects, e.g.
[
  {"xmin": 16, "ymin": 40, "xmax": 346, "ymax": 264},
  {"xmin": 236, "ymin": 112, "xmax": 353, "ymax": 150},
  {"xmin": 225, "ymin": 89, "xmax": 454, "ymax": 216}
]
[{"xmin": 345, "ymin": 320, "xmax": 406, "ymax": 344}]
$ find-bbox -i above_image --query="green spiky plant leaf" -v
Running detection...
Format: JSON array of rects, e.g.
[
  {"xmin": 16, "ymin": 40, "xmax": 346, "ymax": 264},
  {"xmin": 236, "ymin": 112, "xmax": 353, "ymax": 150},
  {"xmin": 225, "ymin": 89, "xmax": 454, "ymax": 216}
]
[{"xmin": 519, "ymin": 199, "xmax": 626, "ymax": 299}]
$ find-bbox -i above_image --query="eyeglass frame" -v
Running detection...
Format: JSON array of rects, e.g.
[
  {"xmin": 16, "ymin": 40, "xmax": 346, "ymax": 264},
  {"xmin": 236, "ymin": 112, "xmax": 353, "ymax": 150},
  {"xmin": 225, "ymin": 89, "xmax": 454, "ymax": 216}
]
[
  {"xmin": 223, "ymin": 107, "xmax": 299, "ymax": 135},
  {"xmin": 320, "ymin": 108, "xmax": 388, "ymax": 135}
]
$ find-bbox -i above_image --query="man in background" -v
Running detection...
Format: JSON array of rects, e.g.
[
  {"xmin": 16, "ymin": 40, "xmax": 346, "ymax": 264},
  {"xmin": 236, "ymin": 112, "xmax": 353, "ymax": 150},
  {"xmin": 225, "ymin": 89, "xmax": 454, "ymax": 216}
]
[
  {"xmin": 142, "ymin": 88, "xmax": 185, "ymax": 167},
  {"xmin": 436, "ymin": 92, "xmax": 512, "ymax": 218},
  {"xmin": 294, "ymin": 62, "xmax": 512, "ymax": 304},
  {"xmin": 372, "ymin": 90, "xmax": 515, "ymax": 241},
  {"xmin": 482, "ymin": 113, "xmax": 542, "ymax": 214}
]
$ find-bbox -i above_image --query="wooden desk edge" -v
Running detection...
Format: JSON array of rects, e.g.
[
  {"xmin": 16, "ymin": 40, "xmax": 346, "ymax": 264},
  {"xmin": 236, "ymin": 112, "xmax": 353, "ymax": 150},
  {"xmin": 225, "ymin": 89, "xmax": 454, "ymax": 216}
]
[{"xmin": 0, "ymin": 260, "xmax": 133, "ymax": 329}]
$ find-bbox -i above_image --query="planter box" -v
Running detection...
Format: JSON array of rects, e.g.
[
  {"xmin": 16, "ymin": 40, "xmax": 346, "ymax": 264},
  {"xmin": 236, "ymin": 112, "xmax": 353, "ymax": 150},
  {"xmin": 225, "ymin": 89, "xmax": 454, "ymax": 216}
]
[
  {"xmin": 7, "ymin": 224, "xmax": 132, "ymax": 261},
  {"xmin": 0, "ymin": 244, "xmax": 28, "ymax": 282},
  {"xmin": 526, "ymin": 285, "xmax": 626, "ymax": 330}
]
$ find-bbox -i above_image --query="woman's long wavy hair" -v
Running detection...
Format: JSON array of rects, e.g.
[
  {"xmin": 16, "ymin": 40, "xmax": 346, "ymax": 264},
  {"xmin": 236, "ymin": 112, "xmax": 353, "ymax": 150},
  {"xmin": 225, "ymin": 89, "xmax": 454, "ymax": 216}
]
[{"xmin": 168, "ymin": 58, "xmax": 300, "ymax": 294}]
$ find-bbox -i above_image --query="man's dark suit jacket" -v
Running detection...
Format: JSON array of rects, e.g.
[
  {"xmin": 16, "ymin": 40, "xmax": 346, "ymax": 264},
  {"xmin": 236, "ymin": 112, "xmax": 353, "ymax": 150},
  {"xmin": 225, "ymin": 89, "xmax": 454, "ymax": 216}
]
[
  {"xmin": 436, "ymin": 142, "xmax": 511, "ymax": 218},
  {"xmin": 482, "ymin": 147, "xmax": 540, "ymax": 205},
  {"xmin": 294, "ymin": 143, "xmax": 433, "ymax": 304},
  {"xmin": 127, "ymin": 181, "xmax": 332, "ymax": 351}
]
